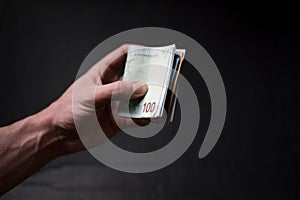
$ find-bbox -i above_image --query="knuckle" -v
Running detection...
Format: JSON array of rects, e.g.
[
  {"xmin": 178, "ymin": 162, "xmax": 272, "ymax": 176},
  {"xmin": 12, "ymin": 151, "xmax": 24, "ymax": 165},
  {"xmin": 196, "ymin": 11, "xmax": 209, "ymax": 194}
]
[
  {"xmin": 119, "ymin": 44, "xmax": 130, "ymax": 54},
  {"xmin": 113, "ymin": 81, "xmax": 122, "ymax": 95},
  {"xmin": 120, "ymin": 81, "xmax": 134, "ymax": 98}
]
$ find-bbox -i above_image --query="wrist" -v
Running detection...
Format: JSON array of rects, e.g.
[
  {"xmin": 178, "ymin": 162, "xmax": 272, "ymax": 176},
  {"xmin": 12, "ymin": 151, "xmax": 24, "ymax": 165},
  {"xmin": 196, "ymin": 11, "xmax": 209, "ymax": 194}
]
[{"xmin": 27, "ymin": 106, "xmax": 67, "ymax": 158}]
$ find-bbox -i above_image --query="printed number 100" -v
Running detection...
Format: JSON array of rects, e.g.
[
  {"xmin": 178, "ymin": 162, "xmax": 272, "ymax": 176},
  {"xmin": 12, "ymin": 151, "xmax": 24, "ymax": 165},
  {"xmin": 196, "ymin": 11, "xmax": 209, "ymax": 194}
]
[{"xmin": 143, "ymin": 102, "xmax": 156, "ymax": 113}]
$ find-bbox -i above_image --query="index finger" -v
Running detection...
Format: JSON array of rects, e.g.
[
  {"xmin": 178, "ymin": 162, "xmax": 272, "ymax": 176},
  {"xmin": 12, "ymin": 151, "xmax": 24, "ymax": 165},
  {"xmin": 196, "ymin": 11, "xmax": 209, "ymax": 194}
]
[
  {"xmin": 100, "ymin": 47, "xmax": 128, "ymax": 84},
  {"xmin": 100, "ymin": 44, "xmax": 131, "ymax": 84},
  {"xmin": 87, "ymin": 44, "xmax": 130, "ymax": 84}
]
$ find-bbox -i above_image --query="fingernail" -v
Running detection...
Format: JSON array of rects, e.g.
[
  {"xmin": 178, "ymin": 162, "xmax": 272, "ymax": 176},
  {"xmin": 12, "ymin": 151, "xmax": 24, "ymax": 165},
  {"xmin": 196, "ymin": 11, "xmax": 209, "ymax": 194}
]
[{"xmin": 132, "ymin": 81, "xmax": 148, "ymax": 97}]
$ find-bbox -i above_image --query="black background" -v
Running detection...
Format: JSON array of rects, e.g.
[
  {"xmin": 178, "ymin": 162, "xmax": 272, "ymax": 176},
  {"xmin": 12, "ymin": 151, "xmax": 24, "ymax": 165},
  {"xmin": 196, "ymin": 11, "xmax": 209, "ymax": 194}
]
[{"xmin": 0, "ymin": 0, "xmax": 299, "ymax": 199}]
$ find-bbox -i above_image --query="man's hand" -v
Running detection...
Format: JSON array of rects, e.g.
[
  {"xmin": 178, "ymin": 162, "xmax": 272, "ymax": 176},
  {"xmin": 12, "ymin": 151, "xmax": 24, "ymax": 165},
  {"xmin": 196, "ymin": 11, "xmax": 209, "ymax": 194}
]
[
  {"xmin": 0, "ymin": 44, "xmax": 148, "ymax": 195},
  {"xmin": 48, "ymin": 44, "xmax": 149, "ymax": 153}
]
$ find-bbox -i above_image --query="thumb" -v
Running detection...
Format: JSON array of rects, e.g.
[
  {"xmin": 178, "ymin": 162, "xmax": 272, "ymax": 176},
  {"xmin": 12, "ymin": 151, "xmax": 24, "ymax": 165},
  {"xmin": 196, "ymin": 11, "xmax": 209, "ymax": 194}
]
[{"xmin": 95, "ymin": 80, "xmax": 148, "ymax": 104}]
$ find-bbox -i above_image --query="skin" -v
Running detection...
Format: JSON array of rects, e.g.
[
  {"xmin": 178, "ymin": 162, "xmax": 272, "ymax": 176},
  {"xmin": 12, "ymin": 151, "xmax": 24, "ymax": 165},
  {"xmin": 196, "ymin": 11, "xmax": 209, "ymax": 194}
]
[{"xmin": 0, "ymin": 44, "xmax": 149, "ymax": 195}]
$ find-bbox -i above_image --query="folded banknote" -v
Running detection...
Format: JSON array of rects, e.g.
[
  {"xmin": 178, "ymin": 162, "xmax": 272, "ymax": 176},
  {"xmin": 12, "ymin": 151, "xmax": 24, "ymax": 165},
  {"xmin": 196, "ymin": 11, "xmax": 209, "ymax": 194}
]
[{"xmin": 118, "ymin": 44, "xmax": 185, "ymax": 123}]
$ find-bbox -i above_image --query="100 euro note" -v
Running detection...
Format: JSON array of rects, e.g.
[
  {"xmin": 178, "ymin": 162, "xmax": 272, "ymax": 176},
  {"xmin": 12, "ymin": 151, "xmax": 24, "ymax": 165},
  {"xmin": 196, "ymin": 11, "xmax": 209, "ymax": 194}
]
[{"xmin": 118, "ymin": 44, "xmax": 185, "ymax": 119}]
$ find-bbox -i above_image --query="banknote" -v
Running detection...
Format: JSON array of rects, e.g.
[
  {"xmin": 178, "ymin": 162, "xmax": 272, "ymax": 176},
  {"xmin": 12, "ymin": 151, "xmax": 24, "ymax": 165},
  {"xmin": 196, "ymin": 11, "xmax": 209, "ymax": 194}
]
[{"xmin": 118, "ymin": 44, "xmax": 185, "ymax": 122}]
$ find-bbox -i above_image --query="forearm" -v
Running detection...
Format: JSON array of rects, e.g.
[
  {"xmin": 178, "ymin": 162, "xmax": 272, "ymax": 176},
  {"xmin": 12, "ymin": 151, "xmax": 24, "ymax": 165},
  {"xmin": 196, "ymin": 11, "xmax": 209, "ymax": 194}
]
[{"xmin": 0, "ymin": 108, "xmax": 64, "ymax": 195}]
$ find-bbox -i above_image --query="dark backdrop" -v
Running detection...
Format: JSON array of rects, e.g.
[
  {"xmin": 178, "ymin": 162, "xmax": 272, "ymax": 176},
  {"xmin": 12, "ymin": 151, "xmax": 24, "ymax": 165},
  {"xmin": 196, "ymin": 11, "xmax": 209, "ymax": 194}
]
[{"xmin": 0, "ymin": 0, "xmax": 299, "ymax": 199}]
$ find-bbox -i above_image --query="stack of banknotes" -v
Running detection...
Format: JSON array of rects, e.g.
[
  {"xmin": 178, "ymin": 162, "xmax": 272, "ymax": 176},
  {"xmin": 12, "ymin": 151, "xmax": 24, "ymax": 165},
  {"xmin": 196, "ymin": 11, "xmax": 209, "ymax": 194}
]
[{"xmin": 118, "ymin": 44, "xmax": 186, "ymax": 124}]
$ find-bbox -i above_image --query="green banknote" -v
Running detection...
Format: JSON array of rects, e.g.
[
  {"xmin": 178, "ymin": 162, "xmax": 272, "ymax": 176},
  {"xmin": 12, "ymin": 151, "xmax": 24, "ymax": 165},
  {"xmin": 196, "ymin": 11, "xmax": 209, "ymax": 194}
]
[{"xmin": 118, "ymin": 44, "xmax": 185, "ymax": 121}]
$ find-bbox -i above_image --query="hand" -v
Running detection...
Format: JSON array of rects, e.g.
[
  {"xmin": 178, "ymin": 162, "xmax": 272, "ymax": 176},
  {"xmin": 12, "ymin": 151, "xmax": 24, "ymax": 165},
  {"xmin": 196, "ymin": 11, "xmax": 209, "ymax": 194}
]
[
  {"xmin": 47, "ymin": 44, "xmax": 149, "ymax": 154},
  {"xmin": 0, "ymin": 44, "xmax": 150, "ymax": 195}
]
